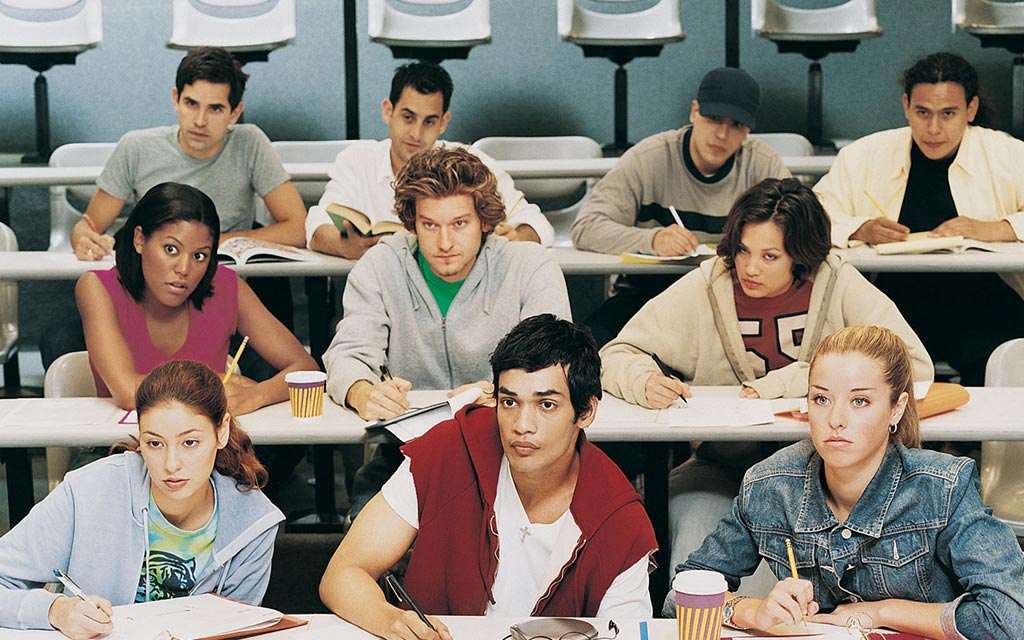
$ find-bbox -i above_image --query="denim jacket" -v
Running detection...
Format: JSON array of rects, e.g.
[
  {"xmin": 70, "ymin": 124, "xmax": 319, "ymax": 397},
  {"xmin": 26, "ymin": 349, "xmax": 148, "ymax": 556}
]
[{"xmin": 682, "ymin": 440, "xmax": 1024, "ymax": 640}]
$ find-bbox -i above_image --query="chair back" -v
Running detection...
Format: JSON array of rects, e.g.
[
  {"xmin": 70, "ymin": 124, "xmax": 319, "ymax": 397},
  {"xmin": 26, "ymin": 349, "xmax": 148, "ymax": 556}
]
[
  {"xmin": 980, "ymin": 338, "xmax": 1024, "ymax": 536},
  {"xmin": 752, "ymin": 0, "xmax": 881, "ymax": 39},
  {"xmin": 749, "ymin": 132, "xmax": 813, "ymax": 157},
  {"xmin": 169, "ymin": 0, "xmax": 295, "ymax": 50},
  {"xmin": 368, "ymin": 0, "xmax": 491, "ymax": 48},
  {"xmin": 44, "ymin": 350, "xmax": 96, "ymax": 398},
  {"xmin": 557, "ymin": 0, "xmax": 684, "ymax": 45},
  {"xmin": 43, "ymin": 350, "xmax": 95, "ymax": 491},
  {"xmin": 271, "ymin": 139, "xmax": 362, "ymax": 207},
  {"xmin": 0, "ymin": 0, "xmax": 101, "ymax": 50},
  {"xmin": 48, "ymin": 142, "xmax": 118, "ymax": 252},
  {"xmin": 473, "ymin": 136, "xmax": 601, "ymax": 248},
  {"xmin": 953, "ymin": 0, "xmax": 1024, "ymax": 32},
  {"xmin": 0, "ymin": 222, "xmax": 18, "ymax": 366}
]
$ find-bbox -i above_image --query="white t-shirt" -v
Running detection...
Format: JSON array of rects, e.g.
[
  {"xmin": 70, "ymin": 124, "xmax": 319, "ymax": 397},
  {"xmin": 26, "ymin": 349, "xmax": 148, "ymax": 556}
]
[
  {"xmin": 303, "ymin": 139, "xmax": 555, "ymax": 247},
  {"xmin": 382, "ymin": 456, "xmax": 651, "ymax": 617}
]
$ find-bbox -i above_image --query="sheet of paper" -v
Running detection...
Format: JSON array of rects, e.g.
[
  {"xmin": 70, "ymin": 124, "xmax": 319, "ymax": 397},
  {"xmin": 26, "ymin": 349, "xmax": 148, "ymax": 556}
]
[
  {"xmin": 108, "ymin": 593, "xmax": 281, "ymax": 640},
  {"xmin": 385, "ymin": 387, "xmax": 483, "ymax": 442},
  {"xmin": 667, "ymin": 397, "xmax": 775, "ymax": 428}
]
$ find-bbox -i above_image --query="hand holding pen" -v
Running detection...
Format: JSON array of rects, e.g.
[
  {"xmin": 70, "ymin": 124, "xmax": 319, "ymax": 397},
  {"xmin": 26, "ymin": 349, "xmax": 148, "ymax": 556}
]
[
  {"xmin": 49, "ymin": 569, "xmax": 113, "ymax": 638},
  {"xmin": 644, "ymin": 353, "xmax": 692, "ymax": 409},
  {"xmin": 652, "ymin": 205, "xmax": 700, "ymax": 256},
  {"xmin": 384, "ymin": 571, "xmax": 453, "ymax": 640}
]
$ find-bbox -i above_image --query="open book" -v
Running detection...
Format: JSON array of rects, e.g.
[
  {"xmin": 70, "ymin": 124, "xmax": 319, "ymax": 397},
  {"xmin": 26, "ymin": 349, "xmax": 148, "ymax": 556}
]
[
  {"xmin": 622, "ymin": 244, "xmax": 717, "ymax": 264},
  {"xmin": 874, "ymin": 232, "xmax": 1003, "ymax": 255},
  {"xmin": 108, "ymin": 593, "xmax": 307, "ymax": 640},
  {"xmin": 217, "ymin": 237, "xmax": 322, "ymax": 265},
  {"xmin": 327, "ymin": 203, "xmax": 406, "ymax": 237}
]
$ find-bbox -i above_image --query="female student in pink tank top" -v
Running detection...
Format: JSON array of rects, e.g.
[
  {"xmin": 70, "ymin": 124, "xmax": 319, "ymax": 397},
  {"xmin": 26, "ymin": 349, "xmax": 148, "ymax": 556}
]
[{"xmin": 76, "ymin": 182, "xmax": 317, "ymax": 415}]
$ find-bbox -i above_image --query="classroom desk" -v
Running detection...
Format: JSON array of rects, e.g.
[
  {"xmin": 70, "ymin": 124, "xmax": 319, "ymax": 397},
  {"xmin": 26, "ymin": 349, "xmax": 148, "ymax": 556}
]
[
  {"xmin": 2, "ymin": 614, "xmax": 857, "ymax": 639},
  {"xmin": 0, "ymin": 155, "xmax": 836, "ymax": 188},
  {"xmin": 2, "ymin": 387, "xmax": 1020, "ymax": 607}
]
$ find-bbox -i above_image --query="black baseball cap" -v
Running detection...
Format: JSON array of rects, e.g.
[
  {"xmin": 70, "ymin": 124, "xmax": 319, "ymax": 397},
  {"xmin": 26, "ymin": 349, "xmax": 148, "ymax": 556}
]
[{"xmin": 697, "ymin": 67, "xmax": 760, "ymax": 129}]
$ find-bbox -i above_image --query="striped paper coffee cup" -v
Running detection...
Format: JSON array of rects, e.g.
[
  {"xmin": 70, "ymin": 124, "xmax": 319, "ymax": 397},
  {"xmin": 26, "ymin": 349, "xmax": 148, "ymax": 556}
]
[
  {"xmin": 285, "ymin": 371, "xmax": 326, "ymax": 420},
  {"xmin": 674, "ymin": 570, "xmax": 726, "ymax": 640}
]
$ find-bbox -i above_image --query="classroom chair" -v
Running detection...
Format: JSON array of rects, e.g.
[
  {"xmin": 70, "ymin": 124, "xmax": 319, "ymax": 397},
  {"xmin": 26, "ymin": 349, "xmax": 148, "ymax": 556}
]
[
  {"xmin": 47, "ymin": 142, "xmax": 117, "ymax": 252},
  {"xmin": 43, "ymin": 350, "xmax": 94, "ymax": 492},
  {"xmin": 749, "ymin": 132, "xmax": 816, "ymax": 184},
  {"xmin": 168, "ymin": 0, "xmax": 295, "ymax": 65},
  {"xmin": 368, "ymin": 0, "xmax": 491, "ymax": 61},
  {"xmin": 269, "ymin": 140, "xmax": 362, "ymax": 210},
  {"xmin": 953, "ymin": 0, "xmax": 1024, "ymax": 138},
  {"xmin": 557, "ymin": 0, "xmax": 685, "ymax": 156},
  {"xmin": 0, "ymin": 222, "xmax": 19, "ymax": 395},
  {"xmin": 472, "ymin": 135, "xmax": 602, "ymax": 248},
  {"xmin": 752, "ymin": 0, "xmax": 882, "ymax": 148},
  {"xmin": 980, "ymin": 338, "xmax": 1024, "ymax": 537},
  {"xmin": 0, "ymin": 0, "xmax": 102, "ymax": 163}
]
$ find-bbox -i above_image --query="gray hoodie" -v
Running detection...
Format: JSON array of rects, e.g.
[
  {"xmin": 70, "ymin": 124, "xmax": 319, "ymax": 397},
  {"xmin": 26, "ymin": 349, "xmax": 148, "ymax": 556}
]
[
  {"xmin": 0, "ymin": 453, "xmax": 283, "ymax": 630},
  {"xmin": 323, "ymin": 233, "xmax": 572, "ymax": 404}
]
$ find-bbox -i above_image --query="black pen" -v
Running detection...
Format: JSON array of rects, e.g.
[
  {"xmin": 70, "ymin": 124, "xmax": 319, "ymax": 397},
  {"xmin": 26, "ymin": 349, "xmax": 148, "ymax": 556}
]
[
  {"xmin": 385, "ymin": 571, "xmax": 435, "ymax": 631},
  {"xmin": 652, "ymin": 353, "xmax": 688, "ymax": 406},
  {"xmin": 379, "ymin": 364, "xmax": 394, "ymax": 383}
]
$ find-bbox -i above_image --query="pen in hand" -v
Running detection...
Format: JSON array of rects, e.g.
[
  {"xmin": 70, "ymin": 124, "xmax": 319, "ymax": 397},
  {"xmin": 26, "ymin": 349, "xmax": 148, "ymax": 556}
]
[
  {"xmin": 785, "ymin": 539, "xmax": 807, "ymax": 624},
  {"xmin": 384, "ymin": 571, "xmax": 435, "ymax": 631},
  {"xmin": 53, "ymin": 569, "xmax": 101, "ymax": 611},
  {"xmin": 651, "ymin": 353, "xmax": 687, "ymax": 406}
]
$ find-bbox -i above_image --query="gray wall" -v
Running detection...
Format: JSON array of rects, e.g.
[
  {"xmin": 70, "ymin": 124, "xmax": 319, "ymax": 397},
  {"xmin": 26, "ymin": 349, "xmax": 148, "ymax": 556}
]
[{"xmin": 0, "ymin": 0, "xmax": 1016, "ymax": 154}]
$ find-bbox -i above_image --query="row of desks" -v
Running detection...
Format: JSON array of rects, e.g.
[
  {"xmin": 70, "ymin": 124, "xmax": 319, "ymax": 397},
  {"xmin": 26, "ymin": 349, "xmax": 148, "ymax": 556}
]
[
  {"xmin": 0, "ymin": 155, "xmax": 838, "ymax": 188},
  {"xmin": 2, "ymin": 386, "xmax": 1019, "ymax": 605},
  {"xmin": 5, "ymin": 244, "xmax": 1024, "ymax": 370}
]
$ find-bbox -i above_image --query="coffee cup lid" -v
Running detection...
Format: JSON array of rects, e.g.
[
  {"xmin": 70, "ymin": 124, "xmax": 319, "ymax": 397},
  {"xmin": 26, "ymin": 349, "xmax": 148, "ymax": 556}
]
[{"xmin": 672, "ymin": 569, "xmax": 727, "ymax": 595}]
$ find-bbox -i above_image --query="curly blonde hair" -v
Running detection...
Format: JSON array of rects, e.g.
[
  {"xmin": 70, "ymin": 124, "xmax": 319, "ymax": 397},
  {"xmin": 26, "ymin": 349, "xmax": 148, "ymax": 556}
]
[{"xmin": 393, "ymin": 146, "xmax": 506, "ymax": 232}]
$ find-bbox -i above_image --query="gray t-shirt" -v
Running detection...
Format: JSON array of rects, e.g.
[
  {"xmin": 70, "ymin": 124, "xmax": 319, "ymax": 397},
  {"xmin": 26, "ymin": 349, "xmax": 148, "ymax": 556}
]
[
  {"xmin": 97, "ymin": 124, "xmax": 290, "ymax": 233},
  {"xmin": 570, "ymin": 126, "xmax": 791, "ymax": 255}
]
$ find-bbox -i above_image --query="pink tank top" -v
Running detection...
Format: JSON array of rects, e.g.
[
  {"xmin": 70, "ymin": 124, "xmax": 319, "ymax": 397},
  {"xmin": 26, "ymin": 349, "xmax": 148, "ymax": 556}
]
[{"xmin": 90, "ymin": 266, "xmax": 239, "ymax": 397}]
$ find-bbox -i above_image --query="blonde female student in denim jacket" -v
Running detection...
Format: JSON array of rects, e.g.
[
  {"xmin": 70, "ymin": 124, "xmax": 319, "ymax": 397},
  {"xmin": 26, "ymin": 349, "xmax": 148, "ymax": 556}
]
[
  {"xmin": 0, "ymin": 361, "xmax": 283, "ymax": 639},
  {"xmin": 681, "ymin": 326, "xmax": 1024, "ymax": 640}
]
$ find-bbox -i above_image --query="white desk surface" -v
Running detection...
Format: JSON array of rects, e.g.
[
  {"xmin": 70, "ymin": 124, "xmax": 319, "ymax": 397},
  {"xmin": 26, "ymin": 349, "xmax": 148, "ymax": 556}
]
[
  {"xmin": 0, "ymin": 155, "xmax": 835, "ymax": 188},
  {"xmin": 0, "ymin": 614, "xmax": 865, "ymax": 639},
  {"xmin": 5, "ymin": 245, "xmax": 1024, "ymax": 283},
  {"xmin": 0, "ymin": 387, "xmax": 1019, "ymax": 448}
]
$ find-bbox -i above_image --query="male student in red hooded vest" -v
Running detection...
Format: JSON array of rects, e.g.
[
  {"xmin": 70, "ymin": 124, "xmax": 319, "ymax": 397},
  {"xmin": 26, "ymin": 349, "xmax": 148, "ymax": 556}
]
[{"xmin": 320, "ymin": 314, "xmax": 658, "ymax": 639}]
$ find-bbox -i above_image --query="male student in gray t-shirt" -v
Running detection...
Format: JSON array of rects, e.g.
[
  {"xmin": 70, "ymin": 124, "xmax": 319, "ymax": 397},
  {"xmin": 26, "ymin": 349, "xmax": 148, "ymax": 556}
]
[
  {"xmin": 571, "ymin": 68, "xmax": 790, "ymax": 347},
  {"xmin": 70, "ymin": 46, "xmax": 306, "ymax": 258}
]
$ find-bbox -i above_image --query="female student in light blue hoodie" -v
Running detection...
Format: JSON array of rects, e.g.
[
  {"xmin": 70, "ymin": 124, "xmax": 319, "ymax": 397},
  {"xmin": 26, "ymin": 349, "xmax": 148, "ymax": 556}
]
[{"xmin": 0, "ymin": 360, "xmax": 284, "ymax": 638}]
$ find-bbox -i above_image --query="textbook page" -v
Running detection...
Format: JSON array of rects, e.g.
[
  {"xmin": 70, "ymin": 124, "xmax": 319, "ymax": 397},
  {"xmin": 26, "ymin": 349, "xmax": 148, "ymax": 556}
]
[
  {"xmin": 668, "ymin": 397, "xmax": 775, "ymax": 428},
  {"xmin": 622, "ymin": 244, "xmax": 716, "ymax": 264},
  {"xmin": 108, "ymin": 594, "xmax": 281, "ymax": 640}
]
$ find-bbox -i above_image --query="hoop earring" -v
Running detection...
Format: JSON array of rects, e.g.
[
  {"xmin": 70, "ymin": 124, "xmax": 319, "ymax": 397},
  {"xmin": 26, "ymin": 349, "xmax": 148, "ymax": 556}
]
[{"xmin": 888, "ymin": 423, "xmax": 898, "ymax": 434}]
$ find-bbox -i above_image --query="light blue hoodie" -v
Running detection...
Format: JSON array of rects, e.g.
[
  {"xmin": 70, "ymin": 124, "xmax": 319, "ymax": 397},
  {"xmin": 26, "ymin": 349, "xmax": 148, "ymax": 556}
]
[{"xmin": 0, "ymin": 453, "xmax": 284, "ymax": 630}]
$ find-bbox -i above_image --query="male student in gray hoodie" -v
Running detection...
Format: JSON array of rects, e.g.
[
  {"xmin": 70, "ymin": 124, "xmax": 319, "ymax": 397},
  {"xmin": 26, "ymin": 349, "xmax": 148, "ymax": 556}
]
[{"xmin": 322, "ymin": 146, "xmax": 571, "ymax": 517}]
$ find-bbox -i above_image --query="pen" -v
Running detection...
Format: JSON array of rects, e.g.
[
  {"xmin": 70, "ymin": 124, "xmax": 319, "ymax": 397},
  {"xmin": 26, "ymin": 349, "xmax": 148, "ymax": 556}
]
[
  {"xmin": 639, "ymin": 620, "xmax": 649, "ymax": 640},
  {"xmin": 384, "ymin": 571, "xmax": 435, "ymax": 631},
  {"xmin": 380, "ymin": 364, "xmax": 393, "ymax": 383},
  {"xmin": 668, "ymin": 205, "xmax": 686, "ymax": 229},
  {"xmin": 53, "ymin": 569, "xmax": 101, "ymax": 611},
  {"xmin": 786, "ymin": 539, "xmax": 806, "ymax": 623},
  {"xmin": 82, "ymin": 214, "xmax": 100, "ymax": 235},
  {"xmin": 863, "ymin": 191, "xmax": 887, "ymax": 218},
  {"xmin": 652, "ymin": 353, "xmax": 687, "ymax": 406},
  {"xmin": 223, "ymin": 336, "xmax": 249, "ymax": 385}
]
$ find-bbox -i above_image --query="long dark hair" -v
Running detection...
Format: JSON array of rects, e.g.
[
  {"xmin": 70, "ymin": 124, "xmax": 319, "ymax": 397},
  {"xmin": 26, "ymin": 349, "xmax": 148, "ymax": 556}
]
[
  {"xmin": 114, "ymin": 182, "xmax": 220, "ymax": 310},
  {"xmin": 113, "ymin": 360, "xmax": 268, "ymax": 490},
  {"xmin": 717, "ymin": 178, "xmax": 832, "ymax": 282}
]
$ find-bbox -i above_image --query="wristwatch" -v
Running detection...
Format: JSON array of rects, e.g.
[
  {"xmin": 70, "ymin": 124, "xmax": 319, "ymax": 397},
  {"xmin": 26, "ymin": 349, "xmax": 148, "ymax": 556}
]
[{"xmin": 722, "ymin": 595, "xmax": 751, "ymax": 630}]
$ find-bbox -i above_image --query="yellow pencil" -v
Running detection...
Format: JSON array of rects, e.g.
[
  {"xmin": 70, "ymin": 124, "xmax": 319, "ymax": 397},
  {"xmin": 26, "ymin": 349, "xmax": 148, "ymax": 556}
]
[
  {"xmin": 223, "ymin": 336, "xmax": 249, "ymax": 384},
  {"xmin": 864, "ymin": 191, "xmax": 888, "ymax": 218},
  {"xmin": 786, "ymin": 538, "xmax": 806, "ymax": 623}
]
